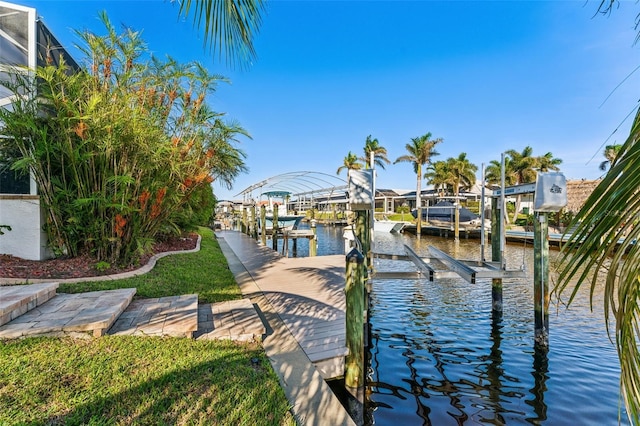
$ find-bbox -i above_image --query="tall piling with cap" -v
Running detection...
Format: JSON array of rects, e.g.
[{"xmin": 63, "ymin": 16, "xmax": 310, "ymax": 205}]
[
  {"xmin": 533, "ymin": 212, "xmax": 550, "ymax": 347},
  {"xmin": 345, "ymin": 247, "xmax": 365, "ymax": 389},
  {"xmin": 272, "ymin": 204, "xmax": 279, "ymax": 252},
  {"xmin": 490, "ymin": 197, "xmax": 503, "ymax": 314},
  {"xmin": 310, "ymin": 219, "xmax": 317, "ymax": 257},
  {"xmin": 532, "ymin": 171, "xmax": 567, "ymax": 348},
  {"xmin": 344, "ymin": 170, "xmax": 373, "ymax": 423}
]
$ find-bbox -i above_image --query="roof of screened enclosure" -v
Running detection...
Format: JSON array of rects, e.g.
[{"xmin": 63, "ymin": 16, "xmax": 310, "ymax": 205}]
[{"xmin": 236, "ymin": 171, "xmax": 348, "ymax": 199}]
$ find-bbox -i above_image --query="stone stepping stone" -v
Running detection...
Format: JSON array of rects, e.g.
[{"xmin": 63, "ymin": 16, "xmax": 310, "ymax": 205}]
[
  {"xmin": 108, "ymin": 294, "xmax": 198, "ymax": 338},
  {"xmin": 0, "ymin": 288, "xmax": 135, "ymax": 339},
  {"xmin": 0, "ymin": 283, "xmax": 59, "ymax": 327}
]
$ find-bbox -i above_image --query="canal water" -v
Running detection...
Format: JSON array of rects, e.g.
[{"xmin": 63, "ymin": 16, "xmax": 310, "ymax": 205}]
[{"xmin": 286, "ymin": 224, "xmax": 627, "ymax": 425}]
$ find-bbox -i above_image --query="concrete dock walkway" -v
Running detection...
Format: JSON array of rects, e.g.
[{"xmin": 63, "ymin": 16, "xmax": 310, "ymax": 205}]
[{"xmin": 216, "ymin": 230, "xmax": 355, "ymax": 426}]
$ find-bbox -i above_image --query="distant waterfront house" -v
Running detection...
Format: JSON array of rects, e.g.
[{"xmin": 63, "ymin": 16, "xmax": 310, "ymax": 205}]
[
  {"xmin": 375, "ymin": 182, "xmax": 490, "ymax": 214},
  {"xmin": 0, "ymin": 1, "xmax": 79, "ymax": 260}
]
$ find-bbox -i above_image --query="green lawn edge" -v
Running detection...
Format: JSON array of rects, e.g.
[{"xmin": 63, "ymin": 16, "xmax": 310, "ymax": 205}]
[{"xmin": 58, "ymin": 227, "xmax": 241, "ymax": 304}]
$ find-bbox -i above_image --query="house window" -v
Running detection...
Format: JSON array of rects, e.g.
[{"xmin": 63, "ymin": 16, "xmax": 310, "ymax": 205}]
[
  {"xmin": 0, "ymin": 145, "xmax": 29, "ymax": 194},
  {"xmin": 0, "ymin": 164, "xmax": 29, "ymax": 194}
]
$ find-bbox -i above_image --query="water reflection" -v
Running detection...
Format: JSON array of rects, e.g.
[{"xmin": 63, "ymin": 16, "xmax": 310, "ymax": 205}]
[
  {"xmin": 276, "ymin": 225, "xmax": 625, "ymax": 424},
  {"xmin": 526, "ymin": 346, "xmax": 549, "ymax": 424},
  {"xmin": 364, "ymin": 231, "xmax": 626, "ymax": 425},
  {"xmin": 484, "ymin": 315, "xmax": 505, "ymax": 425}
]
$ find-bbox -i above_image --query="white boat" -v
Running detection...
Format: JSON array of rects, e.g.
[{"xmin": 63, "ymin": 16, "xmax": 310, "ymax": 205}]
[
  {"xmin": 374, "ymin": 219, "xmax": 406, "ymax": 233},
  {"xmin": 263, "ymin": 214, "xmax": 305, "ymax": 231},
  {"xmin": 258, "ymin": 191, "xmax": 304, "ymax": 232}
]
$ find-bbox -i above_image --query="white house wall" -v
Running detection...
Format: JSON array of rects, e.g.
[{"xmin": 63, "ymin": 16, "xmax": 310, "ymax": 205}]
[
  {"xmin": 0, "ymin": 195, "xmax": 47, "ymax": 260},
  {"xmin": 0, "ymin": 2, "xmax": 55, "ymax": 261}
]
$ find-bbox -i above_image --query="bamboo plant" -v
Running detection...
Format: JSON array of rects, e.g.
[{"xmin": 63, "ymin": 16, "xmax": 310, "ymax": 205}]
[{"xmin": 0, "ymin": 13, "xmax": 248, "ymax": 265}]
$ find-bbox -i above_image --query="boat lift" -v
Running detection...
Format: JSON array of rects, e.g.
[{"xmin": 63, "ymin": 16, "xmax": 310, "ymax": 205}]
[
  {"xmin": 372, "ymin": 169, "xmax": 567, "ymax": 350},
  {"xmin": 373, "ymin": 243, "xmax": 527, "ymax": 284}
]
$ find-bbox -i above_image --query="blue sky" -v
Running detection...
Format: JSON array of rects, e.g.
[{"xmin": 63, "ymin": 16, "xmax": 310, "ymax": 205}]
[{"xmin": 18, "ymin": 0, "xmax": 640, "ymax": 200}]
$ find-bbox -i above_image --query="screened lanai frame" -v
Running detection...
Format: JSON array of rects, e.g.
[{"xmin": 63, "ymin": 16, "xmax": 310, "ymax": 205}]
[
  {"xmin": 235, "ymin": 171, "xmax": 349, "ymax": 212},
  {"xmin": 0, "ymin": 1, "xmax": 37, "ymax": 194},
  {"xmin": 0, "ymin": 1, "xmax": 81, "ymax": 194}
]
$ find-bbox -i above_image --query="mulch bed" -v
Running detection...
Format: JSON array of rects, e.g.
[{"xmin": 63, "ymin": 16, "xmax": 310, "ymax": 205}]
[{"xmin": 0, "ymin": 234, "xmax": 198, "ymax": 279}]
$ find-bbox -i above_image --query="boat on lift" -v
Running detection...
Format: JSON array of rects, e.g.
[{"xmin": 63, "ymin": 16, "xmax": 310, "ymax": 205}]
[
  {"xmin": 258, "ymin": 191, "xmax": 305, "ymax": 232},
  {"xmin": 412, "ymin": 200, "xmax": 486, "ymax": 230}
]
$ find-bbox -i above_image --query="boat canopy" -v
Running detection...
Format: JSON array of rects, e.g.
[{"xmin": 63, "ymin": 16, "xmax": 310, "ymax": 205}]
[
  {"xmin": 262, "ymin": 191, "xmax": 292, "ymax": 198},
  {"xmin": 236, "ymin": 171, "xmax": 347, "ymax": 201}
]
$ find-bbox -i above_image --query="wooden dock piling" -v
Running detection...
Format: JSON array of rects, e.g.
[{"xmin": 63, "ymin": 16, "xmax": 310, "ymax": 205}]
[
  {"xmin": 355, "ymin": 210, "xmax": 371, "ymax": 269},
  {"xmin": 345, "ymin": 247, "xmax": 365, "ymax": 390},
  {"xmin": 272, "ymin": 206, "xmax": 279, "ymax": 251},
  {"xmin": 533, "ymin": 212, "xmax": 550, "ymax": 347},
  {"xmin": 251, "ymin": 205, "xmax": 258, "ymax": 240},
  {"xmin": 260, "ymin": 205, "xmax": 267, "ymax": 246},
  {"xmin": 491, "ymin": 197, "xmax": 503, "ymax": 314},
  {"xmin": 242, "ymin": 208, "xmax": 248, "ymax": 235},
  {"xmin": 310, "ymin": 219, "xmax": 317, "ymax": 257}
]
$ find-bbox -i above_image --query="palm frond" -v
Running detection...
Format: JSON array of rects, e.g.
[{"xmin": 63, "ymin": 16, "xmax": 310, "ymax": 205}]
[
  {"xmin": 556, "ymin": 108, "xmax": 640, "ymax": 424},
  {"xmin": 178, "ymin": 0, "xmax": 265, "ymax": 69}
]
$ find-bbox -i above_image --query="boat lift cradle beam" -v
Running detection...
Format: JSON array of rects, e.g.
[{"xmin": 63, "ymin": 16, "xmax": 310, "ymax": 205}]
[
  {"xmin": 428, "ymin": 246, "xmax": 527, "ymax": 283},
  {"xmin": 427, "ymin": 245, "xmax": 478, "ymax": 284},
  {"xmin": 403, "ymin": 245, "xmax": 435, "ymax": 281},
  {"xmin": 373, "ymin": 245, "xmax": 526, "ymax": 283}
]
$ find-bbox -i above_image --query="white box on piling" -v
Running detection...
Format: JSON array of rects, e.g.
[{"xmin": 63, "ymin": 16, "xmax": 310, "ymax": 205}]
[
  {"xmin": 533, "ymin": 172, "xmax": 567, "ymax": 212},
  {"xmin": 348, "ymin": 170, "xmax": 373, "ymax": 211}
]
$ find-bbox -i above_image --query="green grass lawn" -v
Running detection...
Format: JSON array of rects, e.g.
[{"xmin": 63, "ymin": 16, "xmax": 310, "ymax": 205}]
[
  {"xmin": 58, "ymin": 228, "xmax": 241, "ymax": 303},
  {"xmin": 0, "ymin": 337, "xmax": 293, "ymax": 425},
  {"xmin": 1, "ymin": 228, "xmax": 295, "ymax": 425}
]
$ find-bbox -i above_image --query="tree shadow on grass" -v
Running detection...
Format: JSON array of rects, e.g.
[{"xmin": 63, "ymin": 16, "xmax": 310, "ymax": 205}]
[{"xmin": 35, "ymin": 339, "xmax": 290, "ymax": 426}]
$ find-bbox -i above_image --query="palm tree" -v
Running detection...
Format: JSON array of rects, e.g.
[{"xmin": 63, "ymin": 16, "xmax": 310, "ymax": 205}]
[
  {"xmin": 425, "ymin": 160, "xmax": 452, "ymax": 196},
  {"xmin": 599, "ymin": 144, "xmax": 622, "ymax": 171},
  {"xmin": 432, "ymin": 153, "xmax": 478, "ymax": 240},
  {"xmin": 557, "ymin": 107, "xmax": 640, "ymax": 424},
  {"xmin": 485, "ymin": 157, "xmax": 516, "ymax": 187},
  {"xmin": 361, "ymin": 135, "xmax": 390, "ymax": 170},
  {"xmin": 536, "ymin": 152, "xmax": 563, "ymax": 172},
  {"xmin": 394, "ymin": 132, "xmax": 442, "ymax": 235},
  {"xmin": 445, "ymin": 153, "xmax": 478, "ymax": 198},
  {"xmin": 504, "ymin": 146, "xmax": 539, "ymax": 223},
  {"xmin": 176, "ymin": 0, "xmax": 265, "ymax": 68},
  {"xmin": 337, "ymin": 151, "xmax": 363, "ymax": 175},
  {"xmin": 506, "ymin": 146, "xmax": 538, "ymax": 185}
]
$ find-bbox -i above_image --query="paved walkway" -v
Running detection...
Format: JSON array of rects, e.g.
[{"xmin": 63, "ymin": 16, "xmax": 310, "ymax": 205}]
[
  {"xmin": 216, "ymin": 230, "xmax": 354, "ymax": 426},
  {"xmin": 195, "ymin": 298, "xmax": 266, "ymax": 341}
]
